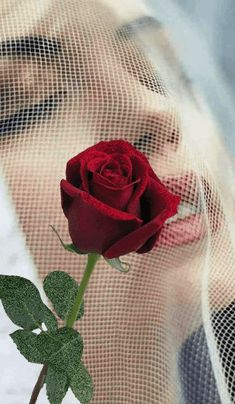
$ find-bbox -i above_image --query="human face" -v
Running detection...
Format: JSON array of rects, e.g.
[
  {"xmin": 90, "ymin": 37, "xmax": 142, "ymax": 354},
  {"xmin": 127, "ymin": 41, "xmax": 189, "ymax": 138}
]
[
  {"xmin": 0, "ymin": 0, "xmax": 182, "ymax": 266},
  {"xmin": 0, "ymin": 1, "xmax": 233, "ymax": 402}
]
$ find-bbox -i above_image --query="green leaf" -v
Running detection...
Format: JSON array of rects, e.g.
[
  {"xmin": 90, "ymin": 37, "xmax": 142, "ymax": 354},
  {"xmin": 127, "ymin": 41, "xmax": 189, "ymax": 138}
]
[
  {"xmin": 105, "ymin": 258, "xmax": 131, "ymax": 273},
  {"xmin": 50, "ymin": 225, "xmax": 86, "ymax": 254},
  {"xmin": 43, "ymin": 306, "xmax": 58, "ymax": 332},
  {"xmin": 46, "ymin": 366, "xmax": 69, "ymax": 404},
  {"xmin": 10, "ymin": 329, "xmax": 46, "ymax": 363},
  {"xmin": 43, "ymin": 271, "xmax": 84, "ymax": 321},
  {"xmin": 36, "ymin": 327, "xmax": 83, "ymax": 376},
  {"xmin": 70, "ymin": 361, "xmax": 93, "ymax": 404},
  {"xmin": 0, "ymin": 275, "xmax": 57, "ymax": 330}
]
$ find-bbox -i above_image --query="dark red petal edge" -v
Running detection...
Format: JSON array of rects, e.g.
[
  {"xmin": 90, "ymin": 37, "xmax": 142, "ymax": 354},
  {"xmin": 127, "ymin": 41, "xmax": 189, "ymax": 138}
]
[
  {"xmin": 103, "ymin": 194, "xmax": 180, "ymax": 259},
  {"xmin": 60, "ymin": 179, "xmax": 143, "ymax": 223}
]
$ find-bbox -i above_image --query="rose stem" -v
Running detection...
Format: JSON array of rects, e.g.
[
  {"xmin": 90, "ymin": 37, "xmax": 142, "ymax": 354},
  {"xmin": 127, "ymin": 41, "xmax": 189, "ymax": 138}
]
[
  {"xmin": 65, "ymin": 252, "xmax": 100, "ymax": 328},
  {"xmin": 29, "ymin": 364, "xmax": 48, "ymax": 404},
  {"xmin": 28, "ymin": 252, "xmax": 100, "ymax": 403}
]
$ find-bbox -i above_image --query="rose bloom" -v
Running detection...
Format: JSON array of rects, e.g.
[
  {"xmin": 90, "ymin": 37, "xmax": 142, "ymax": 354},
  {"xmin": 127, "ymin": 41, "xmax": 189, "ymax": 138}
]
[{"xmin": 61, "ymin": 140, "xmax": 180, "ymax": 258}]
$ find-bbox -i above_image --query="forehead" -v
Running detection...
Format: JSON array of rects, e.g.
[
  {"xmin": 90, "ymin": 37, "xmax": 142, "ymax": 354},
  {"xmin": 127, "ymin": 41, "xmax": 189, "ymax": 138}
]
[
  {"xmin": 0, "ymin": 0, "xmax": 151, "ymax": 37},
  {"xmin": 0, "ymin": 0, "xmax": 163, "ymax": 92}
]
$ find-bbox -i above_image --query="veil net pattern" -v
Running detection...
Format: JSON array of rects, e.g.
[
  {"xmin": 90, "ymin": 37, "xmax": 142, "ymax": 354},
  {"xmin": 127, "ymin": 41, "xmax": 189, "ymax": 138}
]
[{"xmin": 1, "ymin": 0, "xmax": 235, "ymax": 402}]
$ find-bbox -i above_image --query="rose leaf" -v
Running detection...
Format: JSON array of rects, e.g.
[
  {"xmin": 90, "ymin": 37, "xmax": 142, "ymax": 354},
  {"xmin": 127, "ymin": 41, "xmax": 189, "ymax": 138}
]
[
  {"xmin": 36, "ymin": 327, "xmax": 83, "ymax": 376},
  {"xmin": 46, "ymin": 366, "xmax": 69, "ymax": 404},
  {"xmin": 43, "ymin": 271, "xmax": 84, "ymax": 321},
  {"xmin": 70, "ymin": 361, "xmax": 93, "ymax": 404},
  {"xmin": 10, "ymin": 329, "xmax": 46, "ymax": 363},
  {"xmin": 43, "ymin": 305, "xmax": 58, "ymax": 332},
  {"xmin": 0, "ymin": 275, "xmax": 57, "ymax": 331}
]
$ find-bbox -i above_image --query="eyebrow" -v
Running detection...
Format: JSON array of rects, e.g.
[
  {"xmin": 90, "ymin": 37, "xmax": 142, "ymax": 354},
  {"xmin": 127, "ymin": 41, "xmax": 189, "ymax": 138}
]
[{"xmin": 0, "ymin": 36, "xmax": 62, "ymax": 59}]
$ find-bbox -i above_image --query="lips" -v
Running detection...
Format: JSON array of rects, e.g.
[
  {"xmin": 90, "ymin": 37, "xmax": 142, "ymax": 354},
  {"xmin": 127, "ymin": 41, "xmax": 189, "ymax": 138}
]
[
  {"xmin": 155, "ymin": 171, "xmax": 210, "ymax": 248},
  {"xmin": 156, "ymin": 212, "xmax": 206, "ymax": 248}
]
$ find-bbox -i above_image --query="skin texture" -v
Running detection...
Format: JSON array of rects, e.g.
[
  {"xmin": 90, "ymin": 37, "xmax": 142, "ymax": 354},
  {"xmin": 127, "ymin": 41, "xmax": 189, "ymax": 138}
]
[{"xmin": 1, "ymin": 1, "xmax": 235, "ymax": 402}]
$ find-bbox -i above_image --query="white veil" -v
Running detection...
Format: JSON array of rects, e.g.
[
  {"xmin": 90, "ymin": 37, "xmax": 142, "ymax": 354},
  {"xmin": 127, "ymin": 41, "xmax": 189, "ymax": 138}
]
[{"xmin": 1, "ymin": 1, "xmax": 235, "ymax": 402}]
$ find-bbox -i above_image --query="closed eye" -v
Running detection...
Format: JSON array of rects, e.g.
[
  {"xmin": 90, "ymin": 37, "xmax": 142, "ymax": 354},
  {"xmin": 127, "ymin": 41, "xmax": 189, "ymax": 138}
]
[
  {"xmin": 134, "ymin": 133, "xmax": 153, "ymax": 154},
  {"xmin": 0, "ymin": 36, "xmax": 65, "ymax": 137},
  {"xmin": 0, "ymin": 36, "xmax": 62, "ymax": 60},
  {"xmin": 0, "ymin": 92, "xmax": 64, "ymax": 138}
]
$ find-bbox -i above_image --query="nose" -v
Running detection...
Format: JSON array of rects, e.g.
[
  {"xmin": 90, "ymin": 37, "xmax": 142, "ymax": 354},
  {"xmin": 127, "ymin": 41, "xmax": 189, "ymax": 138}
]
[{"xmin": 82, "ymin": 46, "xmax": 181, "ymax": 156}]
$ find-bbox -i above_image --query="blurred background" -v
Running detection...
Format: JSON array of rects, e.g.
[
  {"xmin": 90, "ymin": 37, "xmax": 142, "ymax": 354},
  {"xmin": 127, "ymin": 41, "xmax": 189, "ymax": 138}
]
[{"xmin": 148, "ymin": 0, "xmax": 235, "ymax": 154}]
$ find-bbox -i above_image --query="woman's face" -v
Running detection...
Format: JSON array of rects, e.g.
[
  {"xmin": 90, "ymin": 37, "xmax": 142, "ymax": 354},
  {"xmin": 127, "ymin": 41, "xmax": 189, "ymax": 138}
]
[
  {"xmin": 1, "ymin": 1, "xmax": 234, "ymax": 402},
  {"xmin": 0, "ymin": 0, "xmax": 182, "ymax": 266}
]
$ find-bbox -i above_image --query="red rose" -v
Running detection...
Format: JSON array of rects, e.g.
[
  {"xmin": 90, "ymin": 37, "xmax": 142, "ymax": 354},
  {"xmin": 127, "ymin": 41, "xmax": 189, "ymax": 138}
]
[{"xmin": 60, "ymin": 140, "xmax": 180, "ymax": 258}]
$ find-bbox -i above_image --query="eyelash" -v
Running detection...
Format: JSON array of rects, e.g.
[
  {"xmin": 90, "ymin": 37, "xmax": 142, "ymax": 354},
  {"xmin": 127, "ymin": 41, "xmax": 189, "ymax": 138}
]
[
  {"xmin": 0, "ymin": 36, "xmax": 61, "ymax": 60},
  {"xmin": 0, "ymin": 36, "xmax": 63, "ymax": 137},
  {"xmin": 133, "ymin": 133, "xmax": 153, "ymax": 152},
  {"xmin": 0, "ymin": 92, "xmax": 63, "ymax": 138}
]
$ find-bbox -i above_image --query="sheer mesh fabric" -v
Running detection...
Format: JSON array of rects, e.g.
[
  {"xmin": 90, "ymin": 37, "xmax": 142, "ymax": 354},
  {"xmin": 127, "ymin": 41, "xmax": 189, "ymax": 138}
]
[{"xmin": 1, "ymin": 0, "xmax": 235, "ymax": 402}]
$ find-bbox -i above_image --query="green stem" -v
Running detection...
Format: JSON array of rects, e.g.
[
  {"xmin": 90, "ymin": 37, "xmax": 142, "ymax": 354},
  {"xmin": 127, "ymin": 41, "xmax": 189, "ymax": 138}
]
[
  {"xmin": 65, "ymin": 253, "xmax": 100, "ymax": 328},
  {"xmin": 28, "ymin": 253, "xmax": 99, "ymax": 403}
]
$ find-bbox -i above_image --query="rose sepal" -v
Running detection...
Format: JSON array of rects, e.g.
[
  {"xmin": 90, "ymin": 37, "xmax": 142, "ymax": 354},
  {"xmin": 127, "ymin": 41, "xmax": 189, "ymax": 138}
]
[
  {"xmin": 49, "ymin": 225, "xmax": 87, "ymax": 255},
  {"xmin": 105, "ymin": 257, "xmax": 131, "ymax": 273}
]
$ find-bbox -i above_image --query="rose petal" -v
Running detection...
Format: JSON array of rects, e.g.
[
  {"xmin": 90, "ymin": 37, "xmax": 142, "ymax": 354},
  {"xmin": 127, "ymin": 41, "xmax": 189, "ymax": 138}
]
[
  {"xmin": 100, "ymin": 153, "xmax": 132, "ymax": 183},
  {"xmin": 87, "ymin": 153, "xmax": 133, "ymax": 187},
  {"xmin": 136, "ymin": 230, "xmax": 161, "ymax": 253},
  {"xmin": 99, "ymin": 160, "xmax": 126, "ymax": 186},
  {"xmin": 126, "ymin": 155, "xmax": 149, "ymax": 217},
  {"xmin": 92, "ymin": 140, "xmax": 152, "ymax": 164},
  {"xmin": 61, "ymin": 141, "xmax": 181, "ymax": 258},
  {"xmin": 90, "ymin": 171, "xmax": 140, "ymax": 210},
  {"xmin": 86, "ymin": 156, "xmax": 111, "ymax": 174},
  {"xmin": 60, "ymin": 179, "xmax": 81, "ymax": 217},
  {"xmin": 136, "ymin": 179, "xmax": 181, "ymax": 253},
  {"xmin": 79, "ymin": 151, "xmax": 108, "ymax": 192},
  {"xmin": 95, "ymin": 139, "xmax": 157, "ymax": 182},
  {"xmin": 65, "ymin": 157, "xmax": 82, "ymax": 188},
  {"xmin": 66, "ymin": 140, "xmax": 144, "ymax": 191},
  {"xmin": 140, "ymin": 177, "xmax": 181, "ymax": 222},
  {"xmin": 91, "ymin": 140, "xmax": 137, "ymax": 155},
  {"xmin": 104, "ymin": 179, "xmax": 180, "ymax": 258},
  {"xmin": 60, "ymin": 180, "xmax": 142, "ymax": 255},
  {"xmin": 103, "ymin": 204, "xmax": 178, "ymax": 259},
  {"xmin": 66, "ymin": 150, "xmax": 107, "ymax": 190}
]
